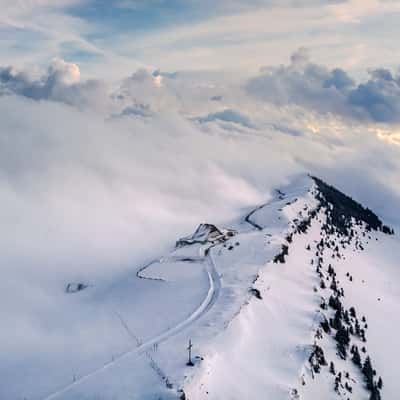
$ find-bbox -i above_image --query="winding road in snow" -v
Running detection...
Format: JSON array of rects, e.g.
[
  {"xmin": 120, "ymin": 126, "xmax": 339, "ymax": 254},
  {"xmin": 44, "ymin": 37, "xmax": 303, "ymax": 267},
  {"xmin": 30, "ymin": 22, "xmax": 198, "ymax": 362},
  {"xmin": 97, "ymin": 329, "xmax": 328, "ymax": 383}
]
[
  {"xmin": 244, "ymin": 188, "xmax": 290, "ymax": 232},
  {"xmin": 41, "ymin": 246, "xmax": 221, "ymax": 400},
  {"xmin": 245, "ymin": 204, "xmax": 265, "ymax": 230}
]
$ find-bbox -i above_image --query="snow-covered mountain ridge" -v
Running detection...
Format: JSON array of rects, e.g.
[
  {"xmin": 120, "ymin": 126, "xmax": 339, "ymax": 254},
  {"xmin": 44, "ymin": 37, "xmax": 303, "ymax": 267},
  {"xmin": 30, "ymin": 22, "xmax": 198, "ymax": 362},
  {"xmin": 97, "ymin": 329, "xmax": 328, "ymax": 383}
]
[
  {"xmin": 6, "ymin": 175, "xmax": 399, "ymax": 400},
  {"xmin": 186, "ymin": 176, "xmax": 397, "ymax": 400}
]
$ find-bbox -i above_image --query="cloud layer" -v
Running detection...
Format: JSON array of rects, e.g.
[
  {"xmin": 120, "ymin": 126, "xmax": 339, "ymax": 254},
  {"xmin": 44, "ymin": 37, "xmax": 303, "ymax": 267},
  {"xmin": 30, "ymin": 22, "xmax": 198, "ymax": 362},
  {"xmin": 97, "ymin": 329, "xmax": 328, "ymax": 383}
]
[
  {"xmin": 247, "ymin": 48, "xmax": 400, "ymax": 123},
  {"xmin": 1, "ymin": 55, "xmax": 400, "ymax": 397},
  {"xmin": 0, "ymin": 58, "xmax": 108, "ymax": 109},
  {"xmin": 3, "ymin": 52, "xmax": 400, "ymax": 125}
]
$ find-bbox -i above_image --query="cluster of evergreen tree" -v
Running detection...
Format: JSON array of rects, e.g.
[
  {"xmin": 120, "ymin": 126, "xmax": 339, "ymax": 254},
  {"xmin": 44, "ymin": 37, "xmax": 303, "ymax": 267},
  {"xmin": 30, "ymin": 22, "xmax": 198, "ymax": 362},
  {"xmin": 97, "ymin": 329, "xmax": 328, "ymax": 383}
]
[
  {"xmin": 312, "ymin": 176, "xmax": 394, "ymax": 236},
  {"xmin": 362, "ymin": 356, "xmax": 383, "ymax": 400},
  {"xmin": 307, "ymin": 190, "xmax": 386, "ymax": 400},
  {"xmin": 325, "ymin": 297, "xmax": 382, "ymax": 398},
  {"xmin": 322, "ymin": 263, "xmax": 382, "ymax": 399},
  {"xmin": 327, "ymin": 290, "xmax": 369, "ymax": 360},
  {"xmin": 329, "ymin": 363, "xmax": 355, "ymax": 395},
  {"xmin": 320, "ymin": 315, "xmax": 331, "ymax": 334},
  {"xmin": 295, "ymin": 215, "xmax": 313, "ymax": 234},
  {"xmin": 308, "ymin": 345, "xmax": 327, "ymax": 374},
  {"xmin": 273, "ymin": 244, "xmax": 289, "ymax": 263}
]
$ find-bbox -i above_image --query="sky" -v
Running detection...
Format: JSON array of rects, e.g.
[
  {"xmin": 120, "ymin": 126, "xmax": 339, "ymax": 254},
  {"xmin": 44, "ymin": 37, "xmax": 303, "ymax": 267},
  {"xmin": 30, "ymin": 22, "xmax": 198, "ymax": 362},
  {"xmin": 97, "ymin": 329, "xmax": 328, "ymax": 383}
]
[
  {"xmin": 0, "ymin": 0, "xmax": 400, "ymax": 290},
  {"xmin": 1, "ymin": 3, "xmax": 400, "ymax": 394},
  {"xmin": 1, "ymin": 1, "xmax": 400, "ymax": 286},
  {"xmin": 1, "ymin": 0, "xmax": 400, "ymax": 78}
]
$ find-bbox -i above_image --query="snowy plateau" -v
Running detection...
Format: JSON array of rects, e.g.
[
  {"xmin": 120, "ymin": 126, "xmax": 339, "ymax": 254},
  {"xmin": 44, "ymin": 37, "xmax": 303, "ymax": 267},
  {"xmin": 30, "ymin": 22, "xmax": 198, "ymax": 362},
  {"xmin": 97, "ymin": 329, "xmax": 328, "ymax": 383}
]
[{"xmin": 6, "ymin": 174, "xmax": 399, "ymax": 400}]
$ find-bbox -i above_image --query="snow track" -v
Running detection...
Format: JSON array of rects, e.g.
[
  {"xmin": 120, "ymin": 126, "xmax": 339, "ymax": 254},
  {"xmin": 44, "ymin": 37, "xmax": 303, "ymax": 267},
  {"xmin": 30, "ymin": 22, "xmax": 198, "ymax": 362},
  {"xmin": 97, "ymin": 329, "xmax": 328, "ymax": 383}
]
[
  {"xmin": 136, "ymin": 256, "xmax": 205, "ymax": 281},
  {"xmin": 41, "ymin": 249, "xmax": 221, "ymax": 400},
  {"xmin": 244, "ymin": 204, "xmax": 266, "ymax": 230},
  {"xmin": 136, "ymin": 259, "xmax": 165, "ymax": 281},
  {"xmin": 244, "ymin": 189, "xmax": 286, "ymax": 230}
]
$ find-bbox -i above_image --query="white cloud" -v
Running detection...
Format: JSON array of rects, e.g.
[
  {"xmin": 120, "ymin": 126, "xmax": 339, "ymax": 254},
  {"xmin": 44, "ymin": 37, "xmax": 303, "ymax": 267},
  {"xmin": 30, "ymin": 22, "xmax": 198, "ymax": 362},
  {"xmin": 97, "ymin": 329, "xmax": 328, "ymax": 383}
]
[
  {"xmin": 0, "ymin": 58, "xmax": 110, "ymax": 110},
  {"xmin": 100, "ymin": 0, "xmax": 400, "ymax": 75},
  {"xmin": 246, "ymin": 49, "xmax": 400, "ymax": 123},
  {"xmin": 327, "ymin": 0, "xmax": 400, "ymax": 23},
  {"xmin": 49, "ymin": 57, "xmax": 81, "ymax": 84},
  {"xmin": 1, "ymin": 59, "xmax": 400, "ymax": 394},
  {"xmin": 1, "ymin": 0, "xmax": 400, "ymax": 80}
]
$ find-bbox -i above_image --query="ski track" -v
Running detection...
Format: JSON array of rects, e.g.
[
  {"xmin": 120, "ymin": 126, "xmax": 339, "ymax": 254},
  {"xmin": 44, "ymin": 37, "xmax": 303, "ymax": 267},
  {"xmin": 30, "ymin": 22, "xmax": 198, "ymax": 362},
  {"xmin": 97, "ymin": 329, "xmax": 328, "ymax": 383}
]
[{"xmin": 40, "ymin": 249, "xmax": 220, "ymax": 400}]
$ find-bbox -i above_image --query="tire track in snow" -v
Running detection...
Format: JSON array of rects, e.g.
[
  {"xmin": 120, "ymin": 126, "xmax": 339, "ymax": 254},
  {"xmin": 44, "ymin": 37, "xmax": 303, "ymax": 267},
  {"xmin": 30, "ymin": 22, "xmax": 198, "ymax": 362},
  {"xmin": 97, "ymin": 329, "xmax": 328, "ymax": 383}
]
[
  {"xmin": 245, "ymin": 204, "xmax": 266, "ymax": 230},
  {"xmin": 136, "ymin": 256, "xmax": 204, "ymax": 281},
  {"xmin": 244, "ymin": 190, "xmax": 286, "ymax": 231},
  {"xmin": 136, "ymin": 259, "xmax": 165, "ymax": 282},
  {"xmin": 40, "ymin": 249, "xmax": 221, "ymax": 400}
]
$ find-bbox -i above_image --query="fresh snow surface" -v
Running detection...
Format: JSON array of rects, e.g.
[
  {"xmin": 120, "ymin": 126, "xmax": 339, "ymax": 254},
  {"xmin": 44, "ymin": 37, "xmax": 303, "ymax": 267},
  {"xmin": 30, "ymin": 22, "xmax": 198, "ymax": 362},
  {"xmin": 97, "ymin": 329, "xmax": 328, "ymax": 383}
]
[
  {"xmin": 6, "ymin": 174, "xmax": 399, "ymax": 400},
  {"xmin": 186, "ymin": 216, "xmax": 325, "ymax": 400},
  {"xmin": 297, "ymin": 226, "xmax": 400, "ymax": 400},
  {"xmin": 186, "ymin": 187, "xmax": 400, "ymax": 400}
]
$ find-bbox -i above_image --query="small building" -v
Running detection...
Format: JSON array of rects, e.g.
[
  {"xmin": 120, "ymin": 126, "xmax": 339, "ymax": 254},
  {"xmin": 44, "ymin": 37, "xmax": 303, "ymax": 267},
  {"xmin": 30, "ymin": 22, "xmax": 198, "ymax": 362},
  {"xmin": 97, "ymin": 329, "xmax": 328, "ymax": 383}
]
[{"xmin": 176, "ymin": 223, "xmax": 237, "ymax": 247}]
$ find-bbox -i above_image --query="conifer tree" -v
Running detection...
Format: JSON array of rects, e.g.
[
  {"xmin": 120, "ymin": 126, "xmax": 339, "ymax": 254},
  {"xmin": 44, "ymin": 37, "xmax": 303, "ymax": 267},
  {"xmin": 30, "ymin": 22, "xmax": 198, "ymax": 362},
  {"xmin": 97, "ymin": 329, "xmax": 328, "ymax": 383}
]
[
  {"xmin": 336, "ymin": 326, "xmax": 350, "ymax": 346},
  {"xmin": 331, "ymin": 310, "xmax": 343, "ymax": 331},
  {"xmin": 337, "ymin": 341, "xmax": 347, "ymax": 360},
  {"xmin": 360, "ymin": 329, "xmax": 366, "ymax": 342},
  {"xmin": 335, "ymin": 325, "xmax": 350, "ymax": 359},
  {"xmin": 329, "ymin": 295, "xmax": 342, "ymax": 312},
  {"xmin": 344, "ymin": 310, "xmax": 350, "ymax": 325},
  {"xmin": 377, "ymin": 377, "xmax": 383, "ymax": 390},
  {"xmin": 362, "ymin": 356, "xmax": 374, "ymax": 390},
  {"xmin": 345, "ymin": 382, "xmax": 352, "ymax": 393},
  {"xmin": 330, "ymin": 278, "xmax": 338, "ymax": 292},
  {"xmin": 320, "ymin": 317, "xmax": 330, "ymax": 333},
  {"xmin": 355, "ymin": 319, "xmax": 361, "ymax": 336},
  {"xmin": 352, "ymin": 346, "xmax": 361, "ymax": 367},
  {"xmin": 369, "ymin": 385, "xmax": 381, "ymax": 400},
  {"xmin": 330, "ymin": 361, "xmax": 335, "ymax": 375},
  {"xmin": 334, "ymin": 379, "xmax": 339, "ymax": 393}
]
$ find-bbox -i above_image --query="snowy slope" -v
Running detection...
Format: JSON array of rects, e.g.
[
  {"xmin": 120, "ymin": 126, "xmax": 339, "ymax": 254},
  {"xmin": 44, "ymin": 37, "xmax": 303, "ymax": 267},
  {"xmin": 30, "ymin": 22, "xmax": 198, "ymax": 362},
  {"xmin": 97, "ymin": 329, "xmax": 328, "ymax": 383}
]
[
  {"xmin": 6, "ymin": 174, "xmax": 398, "ymax": 400},
  {"xmin": 186, "ymin": 177, "xmax": 398, "ymax": 400}
]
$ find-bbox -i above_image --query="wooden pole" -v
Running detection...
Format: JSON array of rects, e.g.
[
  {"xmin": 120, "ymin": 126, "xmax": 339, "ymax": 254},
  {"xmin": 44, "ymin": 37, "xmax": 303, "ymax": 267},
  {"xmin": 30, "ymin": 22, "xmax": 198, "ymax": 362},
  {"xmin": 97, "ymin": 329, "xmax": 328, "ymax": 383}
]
[{"xmin": 187, "ymin": 339, "xmax": 194, "ymax": 366}]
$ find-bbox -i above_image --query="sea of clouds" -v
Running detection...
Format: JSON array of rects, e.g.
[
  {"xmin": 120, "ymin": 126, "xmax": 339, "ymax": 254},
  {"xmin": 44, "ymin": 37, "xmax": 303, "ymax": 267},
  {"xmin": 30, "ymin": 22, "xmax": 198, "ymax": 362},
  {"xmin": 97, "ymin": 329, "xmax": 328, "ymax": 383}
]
[{"xmin": 1, "ymin": 51, "xmax": 399, "ymax": 396}]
